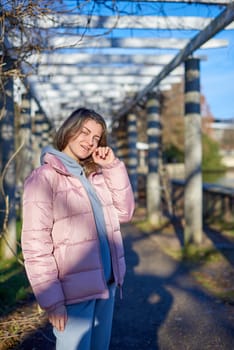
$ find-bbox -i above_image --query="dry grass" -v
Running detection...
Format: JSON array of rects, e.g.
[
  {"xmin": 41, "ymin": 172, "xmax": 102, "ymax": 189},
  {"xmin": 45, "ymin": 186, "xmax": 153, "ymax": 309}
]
[{"xmin": 0, "ymin": 302, "xmax": 50, "ymax": 350}]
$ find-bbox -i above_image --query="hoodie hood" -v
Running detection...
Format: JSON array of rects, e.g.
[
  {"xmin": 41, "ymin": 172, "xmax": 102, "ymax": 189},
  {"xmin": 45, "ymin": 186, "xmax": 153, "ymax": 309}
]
[{"xmin": 40, "ymin": 145, "xmax": 84, "ymax": 177}]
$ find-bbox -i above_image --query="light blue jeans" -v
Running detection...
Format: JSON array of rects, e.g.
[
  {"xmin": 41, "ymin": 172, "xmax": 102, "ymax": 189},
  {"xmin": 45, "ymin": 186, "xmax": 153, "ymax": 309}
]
[{"xmin": 53, "ymin": 284, "xmax": 116, "ymax": 350}]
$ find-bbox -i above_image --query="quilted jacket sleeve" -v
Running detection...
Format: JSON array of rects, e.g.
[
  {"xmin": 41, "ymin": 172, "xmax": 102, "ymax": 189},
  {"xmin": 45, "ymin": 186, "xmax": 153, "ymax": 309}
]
[
  {"xmin": 101, "ymin": 158, "xmax": 135, "ymax": 222},
  {"xmin": 21, "ymin": 167, "xmax": 65, "ymax": 311}
]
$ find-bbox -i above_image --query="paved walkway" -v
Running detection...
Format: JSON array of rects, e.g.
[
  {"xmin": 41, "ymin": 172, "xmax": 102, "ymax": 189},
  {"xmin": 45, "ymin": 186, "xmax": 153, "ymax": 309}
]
[
  {"xmin": 110, "ymin": 223, "xmax": 234, "ymax": 350},
  {"xmin": 15, "ymin": 222, "xmax": 234, "ymax": 350}
]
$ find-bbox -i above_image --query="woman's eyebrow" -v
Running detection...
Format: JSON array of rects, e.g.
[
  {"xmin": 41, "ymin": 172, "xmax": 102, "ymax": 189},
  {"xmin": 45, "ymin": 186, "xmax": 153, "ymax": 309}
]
[{"xmin": 83, "ymin": 126, "xmax": 101, "ymax": 139}]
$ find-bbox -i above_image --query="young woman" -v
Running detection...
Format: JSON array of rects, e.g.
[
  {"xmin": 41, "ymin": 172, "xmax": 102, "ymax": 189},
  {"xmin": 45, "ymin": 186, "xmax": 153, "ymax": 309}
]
[{"xmin": 21, "ymin": 107, "xmax": 135, "ymax": 350}]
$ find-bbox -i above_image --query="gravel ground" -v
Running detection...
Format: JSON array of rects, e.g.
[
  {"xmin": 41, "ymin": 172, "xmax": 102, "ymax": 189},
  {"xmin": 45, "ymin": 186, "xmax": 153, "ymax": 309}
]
[{"xmin": 9, "ymin": 222, "xmax": 234, "ymax": 350}]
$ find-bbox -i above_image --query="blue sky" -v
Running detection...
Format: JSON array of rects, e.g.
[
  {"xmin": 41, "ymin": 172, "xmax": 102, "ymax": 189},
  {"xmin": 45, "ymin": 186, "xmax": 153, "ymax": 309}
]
[
  {"xmin": 198, "ymin": 30, "xmax": 234, "ymax": 120},
  {"xmin": 64, "ymin": 1, "xmax": 234, "ymax": 120}
]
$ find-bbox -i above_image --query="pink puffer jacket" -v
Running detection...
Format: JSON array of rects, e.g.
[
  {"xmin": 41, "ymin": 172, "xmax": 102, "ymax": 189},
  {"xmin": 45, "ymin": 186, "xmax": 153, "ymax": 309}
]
[{"xmin": 21, "ymin": 154, "xmax": 135, "ymax": 311}]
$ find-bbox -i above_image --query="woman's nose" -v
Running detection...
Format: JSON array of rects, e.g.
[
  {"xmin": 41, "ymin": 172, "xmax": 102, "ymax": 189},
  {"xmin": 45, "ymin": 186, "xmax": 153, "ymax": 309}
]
[{"xmin": 87, "ymin": 134, "xmax": 94, "ymax": 145}]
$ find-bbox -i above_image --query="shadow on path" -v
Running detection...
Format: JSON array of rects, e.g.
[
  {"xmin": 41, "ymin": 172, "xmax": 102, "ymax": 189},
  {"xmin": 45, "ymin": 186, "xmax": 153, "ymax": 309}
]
[
  {"xmin": 110, "ymin": 232, "xmax": 173, "ymax": 350},
  {"xmin": 203, "ymin": 225, "xmax": 234, "ymax": 266},
  {"xmin": 13, "ymin": 222, "xmax": 234, "ymax": 350},
  {"xmin": 110, "ymin": 223, "xmax": 234, "ymax": 350}
]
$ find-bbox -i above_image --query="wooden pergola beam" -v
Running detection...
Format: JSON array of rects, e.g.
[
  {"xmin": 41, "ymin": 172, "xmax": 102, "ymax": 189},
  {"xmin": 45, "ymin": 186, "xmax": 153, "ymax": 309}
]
[
  {"xmin": 30, "ymin": 74, "xmax": 183, "ymax": 85},
  {"xmin": 34, "ymin": 65, "xmax": 184, "ymax": 77},
  {"xmin": 115, "ymin": 0, "xmax": 231, "ymax": 4},
  {"xmin": 115, "ymin": 2, "xmax": 234, "ymax": 120},
  {"xmin": 47, "ymin": 36, "xmax": 228, "ymax": 50},
  {"xmin": 36, "ymin": 15, "xmax": 234, "ymax": 30},
  {"xmin": 28, "ymin": 53, "xmax": 174, "ymax": 65},
  {"xmin": 32, "ymin": 76, "xmax": 181, "ymax": 92}
]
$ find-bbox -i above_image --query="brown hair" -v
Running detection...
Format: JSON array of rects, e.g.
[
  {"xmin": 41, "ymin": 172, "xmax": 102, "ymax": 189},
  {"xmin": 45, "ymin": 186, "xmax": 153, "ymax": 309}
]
[{"xmin": 54, "ymin": 107, "xmax": 107, "ymax": 176}]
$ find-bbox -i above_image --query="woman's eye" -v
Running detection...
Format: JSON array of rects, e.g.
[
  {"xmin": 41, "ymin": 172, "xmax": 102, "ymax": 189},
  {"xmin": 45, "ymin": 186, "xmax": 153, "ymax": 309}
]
[{"xmin": 93, "ymin": 138, "xmax": 100, "ymax": 144}]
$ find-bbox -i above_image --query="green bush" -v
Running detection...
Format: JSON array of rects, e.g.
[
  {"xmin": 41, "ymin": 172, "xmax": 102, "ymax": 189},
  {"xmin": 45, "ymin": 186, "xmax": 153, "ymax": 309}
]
[
  {"xmin": 163, "ymin": 133, "xmax": 226, "ymax": 174},
  {"xmin": 202, "ymin": 133, "xmax": 226, "ymax": 172},
  {"xmin": 163, "ymin": 144, "xmax": 184, "ymax": 163}
]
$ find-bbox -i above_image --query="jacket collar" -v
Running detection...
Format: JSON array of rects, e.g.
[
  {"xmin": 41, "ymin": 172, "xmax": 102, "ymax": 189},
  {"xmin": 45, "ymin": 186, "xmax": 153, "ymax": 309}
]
[{"xmin": 43, "ymin": 153, "xmax": 71, "ymax": 176}]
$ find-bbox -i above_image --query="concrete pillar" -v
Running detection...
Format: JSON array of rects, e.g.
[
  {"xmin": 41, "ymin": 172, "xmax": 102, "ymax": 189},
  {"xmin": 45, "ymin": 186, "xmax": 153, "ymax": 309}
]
[
  {"xmin": 146, "ymin": 93, "xmax": 162, "ymax": 225},
  {"xmin": 107, "ymin": 127, "xmax": 117, "ymax": 154},
  {"xmin": 0, "ymin": 57, "xmax": 17, "ymax": 258},
  {"xmin": 32, "ymin": 110, "xmax": 45, "ymax": 167},
  {"xmin": 32, "ymin": 109, "xmax": 54, "ymax": 166},
  {"xmin": 18, "ymin": 92, "xmax": 33, "ymax": 179},
  {"xmin": 127, "ymin": 112, "xmax": 138, "ymax": 201},
  {"xmin": 115, "ymin": 117, "xmax": 128, "ymax": 164},
  {"xmin": 184, "ymin": 57, "xmax": 203, "ymax": 245},
  {"xmin": 41, "ymin": 116, "xmax": 53, "ymax": 148}
]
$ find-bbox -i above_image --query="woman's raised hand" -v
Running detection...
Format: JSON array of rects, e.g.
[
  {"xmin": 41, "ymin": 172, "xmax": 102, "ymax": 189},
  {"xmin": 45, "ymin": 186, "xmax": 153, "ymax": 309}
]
[{"xmin": 92, "ymin": 147, "xmax": 115, "ymax": 166}]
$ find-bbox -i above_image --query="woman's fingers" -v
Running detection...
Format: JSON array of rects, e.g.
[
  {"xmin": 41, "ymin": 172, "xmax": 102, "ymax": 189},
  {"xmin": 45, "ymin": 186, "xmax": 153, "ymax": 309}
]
[
  {"xmin": 48, "ymin": 305, "xmax": 68, "ymax": 331},
  {"xmin": 93, "ymin": 147, "xmax": 116, "ymax": 164},
  {"xmin": 95, "ymin": 146, "xmax": 109, "ymax": 159}
]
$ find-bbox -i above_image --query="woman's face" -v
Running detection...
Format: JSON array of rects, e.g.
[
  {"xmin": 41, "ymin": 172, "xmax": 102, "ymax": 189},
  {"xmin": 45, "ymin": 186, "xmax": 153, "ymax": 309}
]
[{"xmin": 63, "ymin": 119, "xmax": 103, "ymax": 161}]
